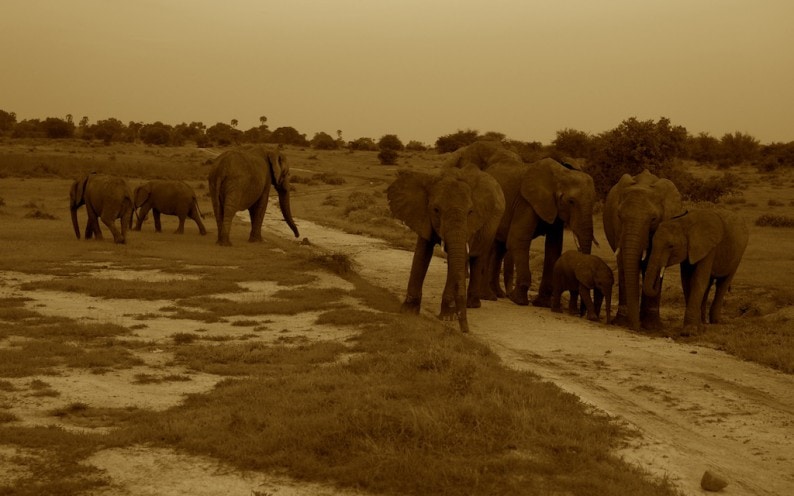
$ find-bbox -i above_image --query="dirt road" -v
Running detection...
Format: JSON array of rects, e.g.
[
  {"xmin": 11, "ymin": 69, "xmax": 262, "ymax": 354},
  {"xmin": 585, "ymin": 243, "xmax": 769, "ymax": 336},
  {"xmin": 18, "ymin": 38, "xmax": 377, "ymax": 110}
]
[{"xmin": 271, "ymin": 216, "xmax": 794, "ymax": 496}]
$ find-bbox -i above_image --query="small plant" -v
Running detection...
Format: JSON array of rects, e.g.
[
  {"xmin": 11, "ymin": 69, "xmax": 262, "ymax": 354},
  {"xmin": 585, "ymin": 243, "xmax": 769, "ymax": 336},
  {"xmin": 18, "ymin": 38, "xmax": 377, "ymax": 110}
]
[{"xmin": 755, "ymin": 214, "xmax": 794, "ymax": 227}]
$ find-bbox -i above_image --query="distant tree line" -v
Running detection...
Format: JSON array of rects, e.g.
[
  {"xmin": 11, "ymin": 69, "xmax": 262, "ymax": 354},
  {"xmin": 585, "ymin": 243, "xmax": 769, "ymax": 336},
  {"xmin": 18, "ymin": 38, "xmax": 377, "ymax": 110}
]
[{"xmin": 2, "ymin": 108, "xmax": 792, "ymax": 199}]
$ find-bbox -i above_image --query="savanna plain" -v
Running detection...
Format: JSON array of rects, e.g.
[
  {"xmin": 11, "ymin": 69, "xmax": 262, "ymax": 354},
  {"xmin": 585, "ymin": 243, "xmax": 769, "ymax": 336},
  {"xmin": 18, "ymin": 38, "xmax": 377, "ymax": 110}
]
[{"xmin": 0, "ymin": 139, "xmax": 792, "ymax": 496}]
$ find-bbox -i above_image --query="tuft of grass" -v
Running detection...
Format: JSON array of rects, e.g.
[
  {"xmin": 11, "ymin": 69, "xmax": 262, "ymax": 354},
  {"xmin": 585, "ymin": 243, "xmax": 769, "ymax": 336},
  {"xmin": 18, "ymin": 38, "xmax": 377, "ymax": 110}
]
[
  {"xmin": 314, "ymin": 308, "xmax": 391, "ymax": 327},
  {"xmin": 20, "ymin": 277, "xmax": 244, "ymax": 300},
  {"xmin": 755, "ymin": 214, "xmax": 794, "ymax": 227},
  {"xmin": 309, "ymin": 252, "xmax": 354, "ymax": 275}
]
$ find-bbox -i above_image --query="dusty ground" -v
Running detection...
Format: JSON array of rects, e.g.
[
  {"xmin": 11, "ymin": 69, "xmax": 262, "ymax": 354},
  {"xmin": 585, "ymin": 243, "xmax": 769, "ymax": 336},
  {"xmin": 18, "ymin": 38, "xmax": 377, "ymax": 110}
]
[{"xmin": 1, "ymin": 212, "xmax": 793, "ymax": 496}]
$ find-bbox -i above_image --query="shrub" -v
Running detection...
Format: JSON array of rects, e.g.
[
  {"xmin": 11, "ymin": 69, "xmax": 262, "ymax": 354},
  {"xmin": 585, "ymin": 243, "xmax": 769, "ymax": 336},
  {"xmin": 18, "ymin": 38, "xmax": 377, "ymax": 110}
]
[
  {"xmin": 435, "ymin": 129, "xmax": 480, "ymax": 153},
  {"xmin": 552, "ymin": 128, "xmax": 593, "ymax": 159},
  {"xmin": 378, "ymin": 148, "xmax": 399, "ymax": 165},
  {"xmin": 405, "ymin": 140, "xmax": 428, "ymax": 151},
  {"xmin": 378, "ymin": 134, "xmax": 404, "ymax": 151},
  {"xmin": 349, "ymin": 137, "xmax": 378, "ymax": 151},
  {"xmin": 310, "ymin": 132, "xmax": 338, "ymax": 150},
  {"xmin": 755, "ymin": 214, "xmax": 794, "ymax": 227},
  {"xmin": 314, "ymin": 172, "xmax": 346, "ymax": 185}
]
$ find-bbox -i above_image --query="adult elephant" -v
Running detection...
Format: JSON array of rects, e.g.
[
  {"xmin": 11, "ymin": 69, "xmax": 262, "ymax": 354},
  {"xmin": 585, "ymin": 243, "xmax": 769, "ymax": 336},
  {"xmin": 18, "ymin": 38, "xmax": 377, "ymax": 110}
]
[
  {"xmin": 447, "ymin": 141, "xmax": 596, "ymax": 307},
  {"xmin": 603, "ymin": 170, "xmax": 684, "ymax": 331},
  {"xmin": 387, "ymin": 165, "xmax": 505, "ymax": 333},
  {"xmin": 134, "ymin": 180, "xmax": 207, "ymax": 235},
  {"xmin": 643, "ymin": 208, "xmax": 748, "ymax": 334},
  {"xmin": 70, "ymin": 172, "xmax": 134, "ymax": 244},
  {"xmin": 208, "ymin": 146, "xmax": 299, "ymax": 246}
]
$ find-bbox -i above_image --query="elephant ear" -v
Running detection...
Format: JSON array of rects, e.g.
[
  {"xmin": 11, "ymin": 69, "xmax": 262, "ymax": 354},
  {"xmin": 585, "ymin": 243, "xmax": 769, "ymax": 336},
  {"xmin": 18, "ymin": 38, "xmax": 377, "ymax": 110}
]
[
  {"xmin": 460, "ymin": 165, "xmax": 503, "ymax": 234},
  {"xmin": 652, "ymin": 178, "xmax": 684, "ymax": 220},
  {"xmin": 520, "ymin": 160, "xmax": 558, "ymax": 224},
  {"xmin": 688, "ymin": 212, "xmax": 724, "ymax": 263},
  {"xmin": 71, "ymin": 174, "xmax": 90, "ymax": 208},
  {"xmin": 387, "ymin": 170, "xmax": 435, "ymax": 240},
  {"xmin": 133, "ymin": 185, "xmax": 149, "ymax": 208},
  {"xmin": 267, "ymin": 151, "xmax": 287, "ymax": 186},
  {"xmin": 573, "ymin": 261, "xmax": 595, "ymax": 288}
]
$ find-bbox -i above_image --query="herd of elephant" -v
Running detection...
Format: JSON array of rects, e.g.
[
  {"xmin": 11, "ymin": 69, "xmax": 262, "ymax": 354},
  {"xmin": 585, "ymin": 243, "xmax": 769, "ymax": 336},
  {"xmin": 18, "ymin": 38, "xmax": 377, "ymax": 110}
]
[
  {"xmin": 68, "ymin": 142, "xmax": 749, "ymax": 336},
  {"xmin": 386, "ymin": 140, "xmax": 749, "ymax": 335}
]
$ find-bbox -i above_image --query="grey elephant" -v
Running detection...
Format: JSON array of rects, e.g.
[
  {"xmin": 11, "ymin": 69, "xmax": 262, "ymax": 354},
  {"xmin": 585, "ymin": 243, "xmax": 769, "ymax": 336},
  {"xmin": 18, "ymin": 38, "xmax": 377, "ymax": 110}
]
[
  {"xmin": 603, "ymin": 170, "xmax": 684, "ymax": 331},
  {"xmin": 447, "ymin": 141, "xmax": 596, "ymax": 307},
  {"xmin": 208, "ymin": 146, "xmax": 299, "ymax": 246},
  {"xmin": 643, "ymin": 209, "xmax": 749, "ymax": 334},
  {"xmin": 551, "ymin": 250, "xmax": 614, "ymax": 323},
  {"xmin": 134, "ymin": 180, "xmax": 207, "ymax": 235},
  {"xmin": 387, "ymin": 165, "xmax": 506, "ymax": 333},
  {"xmin": 70, "ymin": 172, "xmax": 134, "ymax": 244}
]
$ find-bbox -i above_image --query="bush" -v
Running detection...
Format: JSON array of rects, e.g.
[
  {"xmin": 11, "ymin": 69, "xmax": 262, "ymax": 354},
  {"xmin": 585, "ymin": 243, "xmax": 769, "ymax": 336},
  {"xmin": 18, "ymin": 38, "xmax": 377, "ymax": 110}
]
[
  {"xmin": 405, "ymin": 140, "xmax": 428, "ymax": 151},
  {"xmin": 310, "ymin": 132, "xmax": 338, "ymax": 150},
  {"xmin": 552, "ymin": 128, "xmax": 593, "ymax": 159},
  {"xmin": 349, "ymin": 137, "xmax": 378, "ymax": 151},
  {"xmin": 378, "ymin": 149, "xmax": 399, "ymax": 165},
  {"xmin": 755, "ymin": 214, "xmax": 794, "ymax": 228},
  {"xmin": 435, "ymin": 129, "xmax": 480, "ymax": 153},
  {"xmin": 378, "ymin": 134, "xmax": 404, "ymax": 151},
  {"xmin": 314, "ymin": 172, "xmax": 346, "ymax": 185}
]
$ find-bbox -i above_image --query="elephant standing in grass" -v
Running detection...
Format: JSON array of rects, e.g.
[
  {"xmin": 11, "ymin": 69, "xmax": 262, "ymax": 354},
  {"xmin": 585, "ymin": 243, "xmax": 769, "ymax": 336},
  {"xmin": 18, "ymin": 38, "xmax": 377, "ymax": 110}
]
[
  {"xmin": 208, "ymin": 146, "xmax": 299, "ymax": 246},
  {"xmin": 70, "ymin": 172, "xmax": 134, "ymax": 244},
  {"xmin": 643, "ymin": 209, "xmax": 748, "ymax": 334},
  {"xmin": 551, "ymin": 250, "xmax": 614, "ymax": 323},
  {"xmin": 387, "ymin": 165, "xmax": 505, "ymax": 333},
  {"xmin": 134, "ymin": 180, "xmax": 206, "ymax": 235},
  {"xmin": 603, "ymin": 170, "xmax": 684, "ymax": 331},
  {"xmin": 447, "ymin": 141, "xmax": 596, "ymax": 307}
]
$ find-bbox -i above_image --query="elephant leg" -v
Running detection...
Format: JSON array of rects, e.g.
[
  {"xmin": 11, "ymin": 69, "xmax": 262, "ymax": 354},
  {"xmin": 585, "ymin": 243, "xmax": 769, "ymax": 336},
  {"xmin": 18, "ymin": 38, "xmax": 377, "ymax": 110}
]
[
  {"xmin": 682, "ymin": 257, "xmax": 714, "ymax": 334},
  {"xmin": 134, "ymin": 204, "xmax": 151, "ymax": 231},
  {"xmin": 489, "ymin": 241, "xmax": 507, "ymax": 298},
  {"xmin": 612, "ymin": 251, "xmax": 628, "ymax": 325},
  {"xmin": 100, "ymin": 213, "xmax": 124, "ymax": 244},
  {"xmin": 248, "ymin": 191, "xmax": 270, "ymax": 242},
  {"xmin": 709, "ymin": 273, "xmax": 734, "ymax": 324},
  {"xmin": 153, "ymin": 210, "xmax": 162, "ymax": 233},
  {"xmin": 191, "ymin": 206, "xmax": 207, "ymax": 235},
  {"xmin": 534, "ymin": 222, "xmax": 563, "ymax": 308},
  {"xmin": 467, "ymin": 255, "xmax": 484, "ymax": 308},
  {"xmin": 568, "ymin": 288, "xmax": 579, "ymax": 315},
  {"xmin": 506, "ymin": 206, "xmax": 537, "ymax": 306},
  {"xmin": 175, "ymin": 215, "xmax": 186, "ymax": 234},
  {"xmin": 593, "ymin": 290, "xmax": 604, "ymax": 320},
  {"xmin": 402, "ymin": 236, "xmax": 434, "ymax": 314},
  {"xmin": 701, "ymin": 278, "xmax": 715, "ymax": 324},
  {"xmin": 579, "ymin": 283, "xmax": 598, "ymax": 321},
  {"xmin": 503, "ymin": 250, "xmax": 515, "ymax": 295},
  {"xmin": 86, "ymin": 209, "xmax": 102, "ymax": 240}
]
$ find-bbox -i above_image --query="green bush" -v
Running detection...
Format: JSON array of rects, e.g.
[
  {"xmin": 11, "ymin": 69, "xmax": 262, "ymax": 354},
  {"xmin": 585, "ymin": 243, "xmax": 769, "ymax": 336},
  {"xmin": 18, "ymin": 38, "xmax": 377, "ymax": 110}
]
[
  {"xmin": 377, "ymin": 148, "xmax": 399, "ymax": 165},
  {"xmin": 378, "ymin": 134, "xmax": 404, "ymax": 151}
]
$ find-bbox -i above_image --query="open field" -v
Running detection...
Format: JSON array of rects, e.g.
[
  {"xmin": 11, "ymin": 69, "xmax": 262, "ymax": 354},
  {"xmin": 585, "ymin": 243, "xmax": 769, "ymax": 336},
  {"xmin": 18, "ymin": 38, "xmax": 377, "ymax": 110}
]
[{"xmin": 1, "ymin": 139, "xmax": 793, "ymax": 495}]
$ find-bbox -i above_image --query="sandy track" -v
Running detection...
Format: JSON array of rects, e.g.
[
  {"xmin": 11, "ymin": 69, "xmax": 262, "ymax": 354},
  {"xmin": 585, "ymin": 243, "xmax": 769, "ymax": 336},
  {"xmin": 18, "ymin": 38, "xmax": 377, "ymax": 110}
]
[{"xmin": 268, "ymin": 216, "xmax": 794, "ymax": 496}]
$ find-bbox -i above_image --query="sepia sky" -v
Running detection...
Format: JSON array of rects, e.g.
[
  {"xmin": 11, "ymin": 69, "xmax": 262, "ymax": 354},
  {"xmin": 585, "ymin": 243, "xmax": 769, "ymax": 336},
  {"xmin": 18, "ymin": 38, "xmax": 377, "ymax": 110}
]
[{"xmin": 2, "ymin": 0, "xmax": 793, "ymax": 145}]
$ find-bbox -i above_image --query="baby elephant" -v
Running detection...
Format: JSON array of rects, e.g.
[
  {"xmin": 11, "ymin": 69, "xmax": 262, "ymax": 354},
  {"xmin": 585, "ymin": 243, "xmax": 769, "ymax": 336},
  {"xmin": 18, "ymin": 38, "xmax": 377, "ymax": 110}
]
[
  {"xmin": 134, "ymin": 180, "xmax": 206, "ymax": 235},
  {"xmin": 551, "ymin": 250, "xmax": 614, "ymax": 323}
]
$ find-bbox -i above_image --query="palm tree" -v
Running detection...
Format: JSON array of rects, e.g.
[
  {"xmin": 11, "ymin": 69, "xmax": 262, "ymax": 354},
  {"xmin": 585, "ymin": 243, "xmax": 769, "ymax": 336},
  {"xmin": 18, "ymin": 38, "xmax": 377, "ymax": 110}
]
[{"xmin": 231, "ymin": 119, "xmax": 238, "ymax": 128}]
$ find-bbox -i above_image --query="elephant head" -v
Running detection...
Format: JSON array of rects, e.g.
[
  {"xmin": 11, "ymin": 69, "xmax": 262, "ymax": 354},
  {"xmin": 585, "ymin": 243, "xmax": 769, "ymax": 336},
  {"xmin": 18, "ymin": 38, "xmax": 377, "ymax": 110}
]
[
  {"xmin": 387, "ymin": 165, "xmax": 504, "ymax": 332},
  {"xmin": 604, "ymin": 170, "xmax": 683, "ymax": 330},
  {"xmin": 446, "ymin": 140, "xmax": 522, "ymax": 169},
  {"xmin": 521, "ymin": 158, "xmax": 596, "ymax": 254},
  {"xmin": 133, "ymin": 183, "xmax": 151, "ymax": 210},
  {"xmin": 643, "ymin": 210, "xmax": 722, "ymax": 297},
  {"xmin": 69, "ymin": 173, "xmax": 91, "ymax": 239},
  {"xmin": 248, "ymin": 146, "xmax": 299, "ymax": 238}
]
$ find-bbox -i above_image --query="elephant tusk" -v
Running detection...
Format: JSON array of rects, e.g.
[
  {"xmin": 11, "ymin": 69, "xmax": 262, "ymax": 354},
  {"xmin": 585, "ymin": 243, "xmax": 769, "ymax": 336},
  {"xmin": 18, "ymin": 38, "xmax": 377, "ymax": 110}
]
[
  {"xmin": 573, "ymin": 235, "xmax": 581, "ymax": 251},
  {"xmin": 660, "ymin": 266, "xmax": 665, "ymax": 280}
]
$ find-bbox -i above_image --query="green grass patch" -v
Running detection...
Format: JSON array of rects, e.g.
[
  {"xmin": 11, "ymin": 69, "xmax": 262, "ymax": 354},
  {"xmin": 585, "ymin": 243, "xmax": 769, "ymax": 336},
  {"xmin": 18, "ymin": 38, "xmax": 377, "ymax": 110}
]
[
  {"xmin": 20, "ymin": 277, "xmax": 243, "ymax": 300},
  {"xmin": 314, "ymin": 308, "xmax": 392, "ymax": 327},
  {"xmin": 755, "ymin": 214, "xmax": 794, "ymax": 227},
  {"xmin": 0, "ymin": 339, "xmax": 143, "ymax": 377}
]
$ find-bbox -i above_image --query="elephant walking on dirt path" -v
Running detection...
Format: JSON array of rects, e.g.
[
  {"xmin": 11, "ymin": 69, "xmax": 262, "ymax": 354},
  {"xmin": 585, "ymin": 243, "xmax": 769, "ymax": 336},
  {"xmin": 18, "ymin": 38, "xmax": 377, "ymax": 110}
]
[{"xmin": 208, "ymin": 146, "xmax": 299, "ymax": 246}]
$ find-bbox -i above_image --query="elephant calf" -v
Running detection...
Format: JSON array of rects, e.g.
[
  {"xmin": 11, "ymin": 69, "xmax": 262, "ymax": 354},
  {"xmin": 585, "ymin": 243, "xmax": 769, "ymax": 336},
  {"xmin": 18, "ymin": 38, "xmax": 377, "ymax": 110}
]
[
  {"xmin": 134, "ymin": 180, "xmax": 207, "ymax": 235},
  {"xmin": 70, "ymin": 173, "xmax": 134, "ymax": 244},
  {"xmin": 551, "ymin": 250, "xmax": 614, "ymax": 323}
]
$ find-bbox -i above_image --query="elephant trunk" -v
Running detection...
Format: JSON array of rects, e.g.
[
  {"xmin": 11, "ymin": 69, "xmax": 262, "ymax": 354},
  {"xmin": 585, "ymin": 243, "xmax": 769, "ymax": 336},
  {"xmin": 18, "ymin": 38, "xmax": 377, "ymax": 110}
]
[
  {"xmin": 445, "ymin": 227, "xmax": 470, "ymax": 333},
  {"xmin": 71, "ymin": 206, "xmax": 81, "ymax": 239},
  {"xmin": 643, "ymin": 261, "xmax": 665, "ymax": 298},
  {"xmin": 621, "ymin": 224, "xmax": 649, "ymax": 331},
  {"xmin": 605, "ymin": 290, "xmax": 612, "ymax": 325},
  {"xmin": 276, "ymin": 180, "xmax": 300, "ymax": 238},
  {"xmin": 572, "ymin": 212, "xmax": 594, "ymax": 255}
]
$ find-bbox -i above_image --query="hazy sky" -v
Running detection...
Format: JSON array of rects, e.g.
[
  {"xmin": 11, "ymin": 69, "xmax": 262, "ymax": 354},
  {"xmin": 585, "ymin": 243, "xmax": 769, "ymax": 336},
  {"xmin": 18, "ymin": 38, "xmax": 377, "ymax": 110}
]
[{"xmin": 2, "ymin": 1, "xmax": 792, "ymax": 144}]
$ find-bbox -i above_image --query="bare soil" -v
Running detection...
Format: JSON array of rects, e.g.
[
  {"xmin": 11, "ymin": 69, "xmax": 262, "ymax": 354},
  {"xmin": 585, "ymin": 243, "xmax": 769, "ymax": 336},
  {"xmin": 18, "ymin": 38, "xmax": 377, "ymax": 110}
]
[{"xmin": 1, "ymin": 212, "xmax": 792, "ymax": 496}]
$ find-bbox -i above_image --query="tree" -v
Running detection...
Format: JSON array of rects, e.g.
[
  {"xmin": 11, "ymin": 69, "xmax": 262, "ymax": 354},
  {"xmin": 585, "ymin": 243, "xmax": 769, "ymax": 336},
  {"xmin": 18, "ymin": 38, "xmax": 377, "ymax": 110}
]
[
  {"xmin": 206, "ymin": 122, "xmax": 242, "ymax": 146},
  {"xmin": 587, "ymin": 117, "xmax": 688, "ymax": 197},
  {"xmin": 405, "ymin": 140, "xmax": 428, "ymax": 151},
  {"xmin": 140, "ymin": 121, "xmax": 174, "ymax": 145},
  {"xmin": 718, "ymin": 131, "xmax": 760, "ymax": 167},
  {"xmin": 0, "ymin": 109, "xmax": 17, "ymax": 134},
  {"xmin": 270, "ymin": 126, "xmax": 309, "ymax": 146},
  {"xmin": 41, "ymin": 117, "xmax": 75, "ymax": 138},
  {"xmin": 259, "ymin": 115, "xmax": 267, "ymax": 126},
  {"xmin": 349, "ymin": 137, "xmax": 378, "ymax": 151},
  {"xmin": 435, "ymin": 129, "xmax": 480, "ymax": 153},
  {"xmin": 87, "ymin": 118, "xmax": 127, "ymax": 143},
  {"xmin": 311, "ymin": 131, "xmax": 338, "ymax": 150},
  {"xmin": 686, "ymin": 132, "xmax": 721, "ymax": 163},
  {"xmin": 553, "ymin": 128, "xmax": 593, "ymax": 159},
  {"xmin": 378, "ymin": 134, "xmax": 404, "ymax": 151},
  {"xmin": 231, "ymin": 119, "xmax": 238, "ymax": 128}
]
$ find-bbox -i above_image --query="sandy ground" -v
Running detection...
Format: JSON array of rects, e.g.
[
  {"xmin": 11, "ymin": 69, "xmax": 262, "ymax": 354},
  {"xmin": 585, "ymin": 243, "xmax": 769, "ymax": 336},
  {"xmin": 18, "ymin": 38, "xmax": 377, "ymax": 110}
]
[{"xmin": 1, "ymin": 213, "xmax": 793, "ymax": 495}]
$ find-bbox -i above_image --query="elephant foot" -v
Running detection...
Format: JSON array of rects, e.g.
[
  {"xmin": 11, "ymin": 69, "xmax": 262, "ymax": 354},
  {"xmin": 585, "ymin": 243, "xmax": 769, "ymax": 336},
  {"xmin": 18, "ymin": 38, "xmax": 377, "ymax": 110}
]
[
  {"xmin": 610, "ymin": 313, "xmax": 629, "ymax": 327},
  {"xmin": 641, "ymin": 317, "xmax": 664, "ymax": 332},
  {"xmin": 679, "ymin": 322, "xmax": 703, "ymax": 337},
  {"xmin": 481, "ymin": 288, "xmax": 498, "ymax": 301},
  {"xmin": 508, "ymin": 288, "xmax": 529, "ymax": 306},
  {"xmin": 493, "ymin": 286, "xmax": 506, "ymax": 298},
  {"xmin": 532, "ymin": 295, "xmax": 552, "ymax": 308},
  {"xmin": 437, "ymin": 309, "xmax": 458, "ymax": 322},
  {"xmin": 587, "ymin": 314, "xmax": 600, "ymax": 322},
  {"xmin": 551, "ymin": 306, "xmax": 562, "ymax": 314},
  {"xmin": 400, "ymin": 299, "xmax": 421, "ymax": 315},
  {"xmin": 216, "ymin": 239, "xmax": 232, "ymax": 247},
  {"xmin": 466, "ymin": 295, "xmax": 482, "ymax": 309}
]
